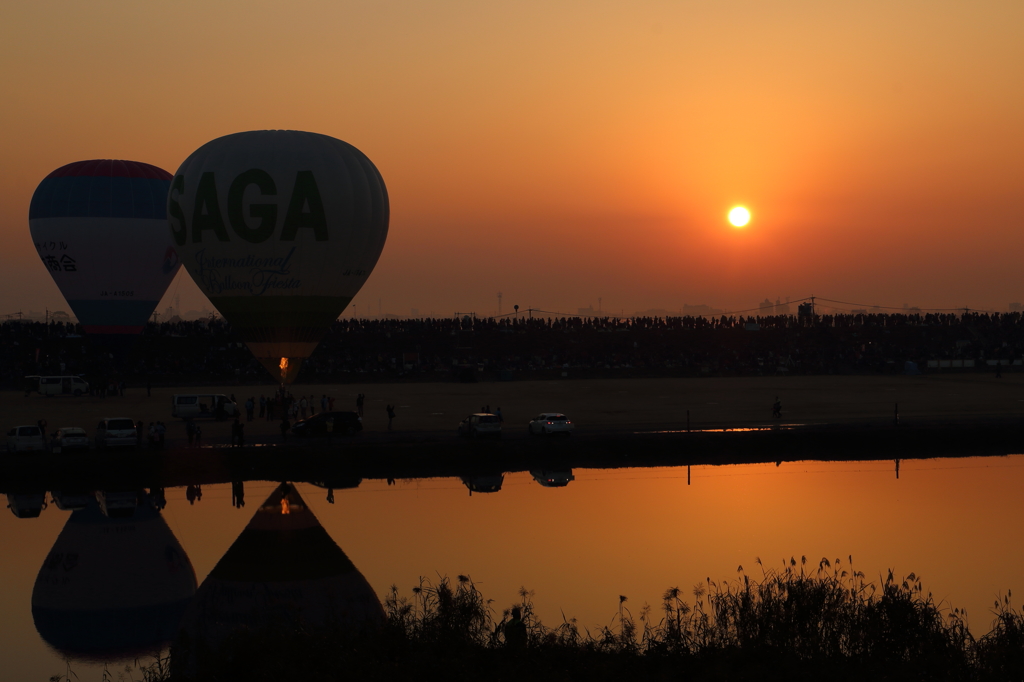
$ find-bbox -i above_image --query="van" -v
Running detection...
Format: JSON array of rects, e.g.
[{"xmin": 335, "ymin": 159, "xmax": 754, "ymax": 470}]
[
  {"xmin": 95, "ymin": 418, "xmax": 139, "ymax": 449},
  {"xmin": 6, "ymin": 425, "xmax": 47, "ymax": 453},
  {"xmin": 31, "ymin": 376, "xmax": 90, "ymax": 397},
  {"xmin": 171, "ymin": 394, "xmax": 239, "ymax": 419}
]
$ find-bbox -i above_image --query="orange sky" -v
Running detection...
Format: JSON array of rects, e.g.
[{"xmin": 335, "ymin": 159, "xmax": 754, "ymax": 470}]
[{"xmin": 2, "ymin": 1, "xmax": 1023, "ymax": 318}]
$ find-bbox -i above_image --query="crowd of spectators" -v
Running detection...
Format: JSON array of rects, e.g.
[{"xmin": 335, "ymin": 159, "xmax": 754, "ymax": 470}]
[{"xmin": 3, "ymin": 311, "xmax": 1023, "ymax": 387}]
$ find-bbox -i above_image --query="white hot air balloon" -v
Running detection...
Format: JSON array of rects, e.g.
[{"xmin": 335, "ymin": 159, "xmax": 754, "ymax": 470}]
[
  {"xmin": 168, "ymin": 131, "xmax": 389, "ymax": 382},
  {"xmin": 29, "ymin": 160, "xmax": 181, "ymax": 345}
]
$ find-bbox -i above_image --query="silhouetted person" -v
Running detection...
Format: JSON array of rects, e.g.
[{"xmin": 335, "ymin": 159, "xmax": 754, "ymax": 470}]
[
  {"xmin": 386, "ymin": 404, "xmax": 396, "ymax": 430},
  {"xmin": 231, "ymin": 417, "xmax": 240, "ymax": 446},
  {"xmin": 236, "ymin": 421, "xmax": 245, "ymax": 448},
  {"xmin": 356, "ymin": 393, "xmax": 365, "ymax": 416},
  {"xmin": 231, "ymin": 480, "xmax": 245, "ymax": 508},
  {"xmin": 194, "ymin": 424, "xmax": 202, "ymax": 447},
  {"xmin": 326, "ymin": 488, "xmax": 334, "ymax": 504},
  {"xmin": 505, "ymin": 606, "xmax": 527, "ymax": 649},
  {"xmin": 772, "ymin": 396, "xmax": 782, "ymax": 419},
  {"xmin": 186, "ymin": 419, "xmax": 196, "ymax": 447}
]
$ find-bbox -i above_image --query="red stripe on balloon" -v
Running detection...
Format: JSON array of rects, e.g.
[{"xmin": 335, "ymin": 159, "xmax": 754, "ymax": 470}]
[{"xmin": 45, "ymin": 160, "xmax": 172, "ymax": 181}]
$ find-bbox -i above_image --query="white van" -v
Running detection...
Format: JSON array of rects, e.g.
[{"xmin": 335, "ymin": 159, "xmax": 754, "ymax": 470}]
[
  {"xmin": 32, "ymin": 376, "xmax": 90, "ymax": 397},
  {"xmin": 6, "ymin": 425, "xmax": 47, "ymax": 453},
  {"xmin": 172, "ymin": 394, "xmax": 239, "ymax": 419}
]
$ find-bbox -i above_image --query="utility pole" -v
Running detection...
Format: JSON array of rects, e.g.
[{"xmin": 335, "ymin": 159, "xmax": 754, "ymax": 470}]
[
  {"xmin": 497, "ymin": 292, "xmax": 502, "ymax": 316},
  {"xmin": 810, "ymin": 295, "xmax": 815, "ymax": 316}
]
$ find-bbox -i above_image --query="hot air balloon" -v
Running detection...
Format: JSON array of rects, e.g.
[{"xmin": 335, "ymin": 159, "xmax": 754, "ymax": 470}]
[
  {"xmin": 32, "ymin": 498, "xmax": 197, "ymax": 662},
  {"xmin": 168, "ymin": 131, "xmax": 389, "ymax": 383},
  {"xmin": 28, "ymin": 160, "xmax": 181, "ymax": 347}
]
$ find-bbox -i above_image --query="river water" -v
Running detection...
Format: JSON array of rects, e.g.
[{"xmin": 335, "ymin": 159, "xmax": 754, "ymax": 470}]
[{"xmin": 2, "ymin": 455, "xmax": 1022, "ymax": 681}]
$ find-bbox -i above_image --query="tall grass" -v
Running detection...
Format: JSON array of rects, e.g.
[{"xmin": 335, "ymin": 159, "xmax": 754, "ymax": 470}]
[{"xmin": 105, "ymin": 559, "xmax": 1024, "ymax": 681}]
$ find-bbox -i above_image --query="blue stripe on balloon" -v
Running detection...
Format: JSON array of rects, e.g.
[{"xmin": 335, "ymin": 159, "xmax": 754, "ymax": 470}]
[{"xmin": 29, "ymin": 177, "xmax": 170, "ymax": 220}]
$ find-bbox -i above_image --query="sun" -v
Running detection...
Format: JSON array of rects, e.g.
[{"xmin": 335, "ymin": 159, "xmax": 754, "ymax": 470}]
[{"xmin": 728, "ymin": 206, "xmax": 751, "ymax": 228}]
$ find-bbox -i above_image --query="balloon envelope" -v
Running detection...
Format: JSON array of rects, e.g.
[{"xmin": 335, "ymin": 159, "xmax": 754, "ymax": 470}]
[
  {"xmin": 169, "ymin": 130, "xmax": 389, "ymax": 382},
  {"xmin": 32, "ymin": 500, "xmax": 197, "ymax": 662},
  {"xmin": 29, "ymin": 160, "xmax": 181, "ymax": 342}
]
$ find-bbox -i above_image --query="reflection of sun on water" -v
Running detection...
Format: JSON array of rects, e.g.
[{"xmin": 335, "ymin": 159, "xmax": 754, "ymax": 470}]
[{"xmin": 728, "ymin": 206, "xmax": 751, "ymax": 228}]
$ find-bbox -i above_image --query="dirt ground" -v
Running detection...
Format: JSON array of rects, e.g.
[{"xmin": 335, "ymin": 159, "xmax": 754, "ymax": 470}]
[{"xmin": 5, "ymin": 373, "xmax": 1023, "ymax": 446}]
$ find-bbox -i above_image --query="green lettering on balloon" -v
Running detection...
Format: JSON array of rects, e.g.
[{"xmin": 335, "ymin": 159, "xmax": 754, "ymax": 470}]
[
  {"xmin": 228, "ymin": 169, "xmax": 278, "ymax": 243},
  {"xmin": 192, "ymin": 172, "xmax": 229, "ymax": 242},
  {"xmin": 168, "ymin": 174, "xmax": 187, "ymax": 246},
  {"xmin": 281, "ymin": 171, "xmax": 328, "ymax": 241}
]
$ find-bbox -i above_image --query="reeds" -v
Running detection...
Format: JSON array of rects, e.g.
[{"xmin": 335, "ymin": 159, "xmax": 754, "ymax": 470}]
[{"xmin": 124, "ymin": 559, "xmax": 1024, "ymax": 680}]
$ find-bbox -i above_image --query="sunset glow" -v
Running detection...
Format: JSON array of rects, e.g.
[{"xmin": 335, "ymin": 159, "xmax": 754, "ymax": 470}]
[
  {"xmin": 1, "ymin": 1, "xmax": 1023, "ymax": 316},
  {"xmin": 728, "ymin": 207, "xmax": 751, "ymax": 228}
]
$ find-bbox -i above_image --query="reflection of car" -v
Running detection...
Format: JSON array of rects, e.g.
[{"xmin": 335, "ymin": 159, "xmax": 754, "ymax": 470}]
[
  {"xmin": 96, "ymin": 490, "xmax": 138, "ymax": 518},
  {"xmin": 51, "ymin": 491, "xmax": 94, "ymax": 511},
  {"xmin": 528, "ymin": 413, "xmax": 574, "ymax": 436},
  {"xmin": 95, "ymin": 418, "xmax": 139, "ymax": 449},
  {"xmin": 461, "ymin": 474, "xmax": 505, "ymax": 494},
  {"xmin": 457, "ymin": 413, "xmax": 502, "ymax": 438},
  {"xmin": 6, "ymin": 425, "xmax": 47, "ymax": 453},
  {"xmin": 291, "ymin": 411, "xmax": 362, "ymax": 437},
  {"xmin": 530, "ymin": 470, "xmax": 576, "ymax": 487},
  {"xmin": 7, "ymin": 493, "xmax": 46, "ymax": 518},
  {"xmin": 50, "ymin": 427, "xmax": 89, "ymax": 453}
]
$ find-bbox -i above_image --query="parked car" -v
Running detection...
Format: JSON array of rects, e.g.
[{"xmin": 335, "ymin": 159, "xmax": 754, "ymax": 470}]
[
  {"xmin": 50, "ymin": 427, "xmax": 89, "ymax": 453},
  {"xmin": 457, "ymin": 413, "xmax": 502, "ymax": 438},
  {"xmin": 291, "ymin": 411, "xmax": 362, "ymax": 437},
  {"xmin": 32, "ymin": 375, "xmax": 90, "ymax": 397},
  {"xmin": 528, "ymin": 413, "xmax": 574, "ymax": 436},
  {"xmin": 95, "ymin": 418, "xmax": 139, "ymax": 449},
  {"xmin": 6, "ymin": 425, "xmax": 47, "ymax": 453},
  {"xmin": 171, "ymin": 394, "xmax": 239, "ymax": 419}
]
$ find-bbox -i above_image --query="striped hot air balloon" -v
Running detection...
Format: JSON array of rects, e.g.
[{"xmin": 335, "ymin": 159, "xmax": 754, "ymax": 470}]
[
  {"xmin": 168, "ymin": 131, "xmax": 389, "ymax": 383},
  {"xmin": 28, "ymin": 160, "xmax": 180, "ymax": 343}
]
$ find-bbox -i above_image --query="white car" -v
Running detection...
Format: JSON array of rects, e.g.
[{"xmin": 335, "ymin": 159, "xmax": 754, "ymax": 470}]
[
  {"xmin": 50, "ymin": 427, "xmax": 89, "ymax": 453},
  {"xmin": 6, "ymin": 425, "xmax": 47, "ymax": 453},
  {"xmin": 457, "ymin": 413, "xmax": 502, "ymax": 438},
  {"xmin": 528, "ymin": 413, "xmax": 574, "ymax": 436},
  {"xmin": 95, "ymin": 418, "xmax": 139, "ymax": 449}
]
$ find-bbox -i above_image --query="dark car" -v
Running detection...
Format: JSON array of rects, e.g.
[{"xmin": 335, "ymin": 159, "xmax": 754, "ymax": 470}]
[{"xmin": 291, "ymin": 411, "xmax": 362, "ymax": 437}]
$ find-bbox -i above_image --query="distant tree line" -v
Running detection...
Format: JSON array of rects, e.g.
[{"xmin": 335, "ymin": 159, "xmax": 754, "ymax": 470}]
[{"xmin": 5, "ymin": 311, "xmax": 1024, "ymax": 386}]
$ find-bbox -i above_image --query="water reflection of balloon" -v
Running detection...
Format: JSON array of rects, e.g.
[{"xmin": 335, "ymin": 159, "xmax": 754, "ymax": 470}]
[
  {"xmin": 31, "ymin": 498, "xmax": 197, "ymax": 662},
  {"xmin": 175, "ymin": 483, "xmax": 382, "ymax": 672},
  {"xmin": 169, "ymin": 131, "xmax": 389, "ymax": 383},
  {"xmin": 28, "ymin": 160, "xmax": 181, "ymax": 347}
]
